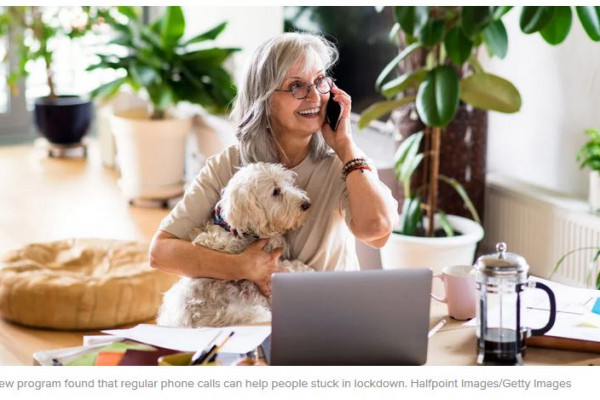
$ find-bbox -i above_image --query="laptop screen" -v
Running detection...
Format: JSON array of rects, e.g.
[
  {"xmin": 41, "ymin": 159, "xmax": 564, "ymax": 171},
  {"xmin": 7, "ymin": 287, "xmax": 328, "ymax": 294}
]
[{"xmin": 270, "ymin": 269, "xmax": 432, "ymax": 366}]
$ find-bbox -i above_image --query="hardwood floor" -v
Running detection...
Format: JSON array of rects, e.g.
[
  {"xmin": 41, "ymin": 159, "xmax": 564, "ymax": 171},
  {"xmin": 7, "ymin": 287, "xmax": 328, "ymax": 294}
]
[{"xmin": 0, "ymin": 141, "xmax": 170, "ymax": 255}]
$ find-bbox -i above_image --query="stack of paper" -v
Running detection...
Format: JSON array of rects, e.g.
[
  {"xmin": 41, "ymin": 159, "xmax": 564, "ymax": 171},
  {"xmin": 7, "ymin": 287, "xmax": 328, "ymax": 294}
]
[{"xmin": 101, "ymin": 324, "xmax": 271, "ymax": 354}]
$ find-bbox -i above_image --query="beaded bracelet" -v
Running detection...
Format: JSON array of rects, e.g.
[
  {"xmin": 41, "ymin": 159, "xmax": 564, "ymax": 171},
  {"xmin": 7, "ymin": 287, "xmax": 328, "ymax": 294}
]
[
  {"xmin": 342, "ymin": 157, "xmax": 369, "ymax": 172},
  {"xmin": 341, "ymin": 157, "xmax": 372, "ymax": 181},
  {"xmin": 343, "ymin": 164, "xmax": 372, "ymax": 181}
]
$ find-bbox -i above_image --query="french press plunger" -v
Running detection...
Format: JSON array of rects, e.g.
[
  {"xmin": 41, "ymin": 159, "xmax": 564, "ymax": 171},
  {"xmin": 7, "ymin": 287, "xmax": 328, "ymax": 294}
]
[{"xmin": 474, "ymin": 242, "xmax": 557, "ymax": 365}]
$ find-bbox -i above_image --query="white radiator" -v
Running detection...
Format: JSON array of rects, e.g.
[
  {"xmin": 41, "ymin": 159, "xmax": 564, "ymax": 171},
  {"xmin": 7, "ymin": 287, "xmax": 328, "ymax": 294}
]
[{"xmin": 483, "ymin": 174, "xmax": 600, "ymax": 288}]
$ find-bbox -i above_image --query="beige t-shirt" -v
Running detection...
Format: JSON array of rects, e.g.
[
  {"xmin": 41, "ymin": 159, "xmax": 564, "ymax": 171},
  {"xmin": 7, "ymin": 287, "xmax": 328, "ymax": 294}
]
[{"xmin": 159, "ymin": 145, "xmax": 392, "ymax": 271}]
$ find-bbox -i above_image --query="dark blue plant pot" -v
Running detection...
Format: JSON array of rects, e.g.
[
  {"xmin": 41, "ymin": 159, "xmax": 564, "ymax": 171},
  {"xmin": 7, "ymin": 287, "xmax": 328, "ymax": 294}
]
[{"xmin": 34, "ymin": 96, "xmax": 93, "ymax": 145}]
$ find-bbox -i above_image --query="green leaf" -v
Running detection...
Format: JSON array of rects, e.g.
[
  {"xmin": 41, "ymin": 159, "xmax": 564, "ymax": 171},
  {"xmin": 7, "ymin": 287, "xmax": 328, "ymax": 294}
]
[
  {"xmin": 460, "ymin": 73, "xmax": 522, "ymax": 113},
  {"xmin": 357, "ymin": 96, "xmax": 416, "ymax": 129},
  {"xmin": 130, "ymin": 64, "xmax": 159, "ymax": 87},
  {"xmin": 394, "ymin": 130, "xmax": 423, "ymax": 169},
  {"xmin": 444, "ymin": 26, "xmax": 473, "ymax": 65},
  {"xmin": 416, "ymin": 66, "xmax": 460, "ymax": 128},
  {"xmin": 520, "ymin": 6, "xmax": 555, "ymax": 34},
  {"xmin": 397, "ymin": 153, "xmax": 424, "ymax": 197},
  {"xmin": 584, "ymin": 249, "xmax": 600, "ymax": 287},
  {"xmin": 375, "ymin": 42, "xmax": 422, "ymax": 89},
  {"xmin": 394, "ymin": 131, "xmax": 424, "ymax": 195},
  {"xmin": 161, "ymin": 6, "xmax": 185, "ymax": 50},
  {"xmin": 418, "ymin": 18, "xmax": 445, "ymax": 47},
  {"xmin": 576, "ymin": 6, "xmax": 600, "ymax": 41},
  {"xmin": 147, "ymin": 83, "xmax": 175, "ymax": 113},
  {"xmin": 181, "ymin": 48, "xmax": 240, "ymax": 69},
  {"xmin": 394, "ymin": 6, "xmax": 429, "ymax": 37},
  {"xmin": 492, "ymin": 6, "xmax": 513, "ymax": 20},
  {"xmin": 540, "ymin": 7, "xmax": 572, "ymax": 45},
  {"xmin": 461, "ymin": 6, "xmax": 494, "ymax": 38},
  {"xmin": 88, "ymin": 77, "xmax": 128, "ymax": 100},
  {"xmin": 117, "ymin": 6, "xmax": 140, "ymax": 21},
  {"xmin": 483, "ymin": 19, "xmax": 508, "ymax": 59},
  {"xmin": 584, "ymin": 127, "xmax": 600, "ymax": 141},
  {"xmin": 399, "ymin": 196, "xmax": 422, "ymax": 236},
  {"xmin": 439, "ymin": 175, "xmax": 481, "ymax": 225},
  {"xmin": 389, "ymin": 22, "xmax": 401, "ymax": 43},
  {"xmin": 438, "ymin": 211, "xmax": 455, "ymax": 237},
  {"xmin": 381, "ymin": 69, "xmax": 427, "ymax": 99},
  {"xmin": 183, "ymin": 22, "xmax": 228, "ymax": 46}
]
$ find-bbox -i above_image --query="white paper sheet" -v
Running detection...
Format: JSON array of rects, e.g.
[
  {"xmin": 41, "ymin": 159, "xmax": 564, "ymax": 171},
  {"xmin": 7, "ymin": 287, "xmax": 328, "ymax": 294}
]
[
  {"xmin": 524, "ymin": 277, "xmax": 600, "ymax": 340},
  {"xmin": 101, "ymin": 324, "xmax": 271, "ymax": 353}
]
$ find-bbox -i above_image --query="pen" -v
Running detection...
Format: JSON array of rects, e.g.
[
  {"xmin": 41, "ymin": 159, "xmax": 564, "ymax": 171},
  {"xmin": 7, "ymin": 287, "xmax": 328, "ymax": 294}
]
[
  {"xmin": 428, "ymin": 318, "xmax": 447, "ymax": 338},
  {"xmin": 190, "ymin": 331, "xmax": 222, "ymax": 365},
  {"xmin": 200, "ymin": 331, "xmax": 235, "ymax": 366}
]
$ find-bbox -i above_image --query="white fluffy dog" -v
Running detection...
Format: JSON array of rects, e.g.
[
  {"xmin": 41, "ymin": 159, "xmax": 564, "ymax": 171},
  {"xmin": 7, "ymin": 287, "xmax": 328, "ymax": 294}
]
[{"xmin": 157, "ymin": 162, "xmax": 312, "ymax": 328}]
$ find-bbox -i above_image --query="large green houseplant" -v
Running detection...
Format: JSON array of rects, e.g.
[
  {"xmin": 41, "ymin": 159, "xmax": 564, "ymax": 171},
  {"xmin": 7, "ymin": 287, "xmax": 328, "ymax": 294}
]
[
  {"xmin": 0, "ymin": 6, "xmax": 107, "ymax": 144},
  {"xmin": 88, "ymin": 6, "xmax": 238, "ymax": 119},
  {"xmin": 358, "ymin": 6, "xmax": 600, "ymax": 270},
  {"xmin": 87, "ymin": 6, "xmax": 239, "ymax": 203}
]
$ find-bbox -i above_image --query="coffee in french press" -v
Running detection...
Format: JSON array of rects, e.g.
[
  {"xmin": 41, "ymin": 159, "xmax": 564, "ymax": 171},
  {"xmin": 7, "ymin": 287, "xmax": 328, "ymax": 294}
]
[{"xmin": 474, "ymin": 242, "xmax": 556, "ymax": 365}]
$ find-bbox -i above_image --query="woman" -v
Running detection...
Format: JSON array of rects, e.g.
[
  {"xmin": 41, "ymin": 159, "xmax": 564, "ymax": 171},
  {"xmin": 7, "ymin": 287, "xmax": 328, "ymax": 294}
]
[{"xmin": 149, "ymin": 32, "xmax": 398, "ymax": 297}]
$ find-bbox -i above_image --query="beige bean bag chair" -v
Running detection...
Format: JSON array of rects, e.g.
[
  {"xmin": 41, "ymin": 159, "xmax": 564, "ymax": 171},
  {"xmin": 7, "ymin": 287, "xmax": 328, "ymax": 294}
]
[{"xmin": 0, "ymin": 238, "xmax": 178, "ymax": 330}]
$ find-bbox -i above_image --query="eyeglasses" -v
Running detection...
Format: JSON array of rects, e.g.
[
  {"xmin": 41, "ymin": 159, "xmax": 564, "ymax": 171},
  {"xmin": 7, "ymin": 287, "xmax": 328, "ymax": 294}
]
[{"xmin": 274, "ymin": 77, "xmax": 335, "ymax": 100}]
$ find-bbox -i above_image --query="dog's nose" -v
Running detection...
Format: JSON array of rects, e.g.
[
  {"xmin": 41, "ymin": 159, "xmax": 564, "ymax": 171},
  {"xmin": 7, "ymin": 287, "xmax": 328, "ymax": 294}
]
[{"xmin": 301, "ymin": 201, "xmax": 311, "ymax": 211}]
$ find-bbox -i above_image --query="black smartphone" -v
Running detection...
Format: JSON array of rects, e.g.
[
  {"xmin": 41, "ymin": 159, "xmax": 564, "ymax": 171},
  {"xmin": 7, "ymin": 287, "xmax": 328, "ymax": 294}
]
[{"xmin": 326, "ymin": 99, "xmax": 342, "ymax": 131}]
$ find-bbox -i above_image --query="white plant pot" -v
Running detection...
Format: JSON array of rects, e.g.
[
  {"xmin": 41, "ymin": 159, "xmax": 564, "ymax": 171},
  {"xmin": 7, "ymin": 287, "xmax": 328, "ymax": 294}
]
[
  {"xmin": 380, "ymin": 214, "xmax": 484, "ymax": 275},
  {"xmin": 589, "ymin": 171, "xmax": 600, "ymax": 213},
  {"xmin": 96, "ymin": 92, "xmax": 148, "ymax": 168},
  {"xmin": 109, "ymin": 108, "xmax": 191, "ymax": 200}
]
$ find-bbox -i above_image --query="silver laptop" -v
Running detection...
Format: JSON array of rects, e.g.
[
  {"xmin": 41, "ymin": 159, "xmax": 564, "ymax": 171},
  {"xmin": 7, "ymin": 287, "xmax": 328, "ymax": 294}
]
[{"xmin": 270, "ymin": 269, "xmax": 432, "ymax": 366}]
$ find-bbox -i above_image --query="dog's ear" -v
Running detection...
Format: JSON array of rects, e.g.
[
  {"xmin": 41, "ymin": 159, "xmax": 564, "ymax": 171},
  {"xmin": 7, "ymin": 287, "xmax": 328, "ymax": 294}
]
[{"xmin": 222, "ymin": 188, "xmax": 270, "ymax": 236}]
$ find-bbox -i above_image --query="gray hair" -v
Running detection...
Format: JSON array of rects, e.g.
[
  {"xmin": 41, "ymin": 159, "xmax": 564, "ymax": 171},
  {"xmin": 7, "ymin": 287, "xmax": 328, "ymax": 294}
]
[{"xmin": 232, "ymin": 32, "xmax": 339, "ymax": 165}]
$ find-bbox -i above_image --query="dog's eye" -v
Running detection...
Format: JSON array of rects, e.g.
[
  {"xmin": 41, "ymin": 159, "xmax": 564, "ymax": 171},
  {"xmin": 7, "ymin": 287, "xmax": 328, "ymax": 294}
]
[{"xmin": 272, "ymin": 187, "xmax": 281, "ymax": 196}]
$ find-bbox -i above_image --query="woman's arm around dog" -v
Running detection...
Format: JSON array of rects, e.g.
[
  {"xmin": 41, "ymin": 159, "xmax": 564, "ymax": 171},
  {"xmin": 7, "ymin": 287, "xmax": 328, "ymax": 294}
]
[{"xmin": 149, "ymin": 231, "xmax": 282, "ymax": 297}]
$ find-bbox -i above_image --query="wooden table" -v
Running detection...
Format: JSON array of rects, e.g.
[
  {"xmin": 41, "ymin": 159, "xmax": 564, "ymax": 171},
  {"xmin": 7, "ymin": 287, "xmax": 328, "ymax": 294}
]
[
  {"xmin": 1, "ymin": 299, "xmax": 599, "ymax": 366},
  {"xmin": 1, "ymin": 142, "xmax": 599, "ymax": 366}
]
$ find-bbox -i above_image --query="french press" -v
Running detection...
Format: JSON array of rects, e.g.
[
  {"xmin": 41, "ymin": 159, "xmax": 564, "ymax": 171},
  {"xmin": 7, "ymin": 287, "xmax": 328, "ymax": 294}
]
[{"xmin": 474, "ymin": 242, "xmax": 557, "ymax": 365}]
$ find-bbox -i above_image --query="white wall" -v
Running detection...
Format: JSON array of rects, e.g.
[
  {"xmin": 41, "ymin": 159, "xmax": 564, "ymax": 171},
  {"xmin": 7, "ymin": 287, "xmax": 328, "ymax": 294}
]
[
  {"xmin": 182, "ymin": 6, "xmax": 284, "ymax": 84},
  {"xmin": 483, "ymin": 10, "xmax": 600, "ymax": 199}
]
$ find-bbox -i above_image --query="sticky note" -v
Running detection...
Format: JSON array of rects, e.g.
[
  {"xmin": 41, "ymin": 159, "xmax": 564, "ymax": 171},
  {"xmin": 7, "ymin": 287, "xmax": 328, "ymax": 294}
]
[
  {"xmin": 592, "ymin": 298, "xmax": 600, "ymax": 315},
  {"xmin": 94, "ymin": 352, "xmax": 124, "ymax": 366}
]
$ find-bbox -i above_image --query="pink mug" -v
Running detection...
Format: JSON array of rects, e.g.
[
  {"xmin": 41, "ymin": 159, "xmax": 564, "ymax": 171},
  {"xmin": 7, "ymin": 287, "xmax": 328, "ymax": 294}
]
[{"xmin": 431, "ymin": 265, "xmax": 476, "ymax": 320}]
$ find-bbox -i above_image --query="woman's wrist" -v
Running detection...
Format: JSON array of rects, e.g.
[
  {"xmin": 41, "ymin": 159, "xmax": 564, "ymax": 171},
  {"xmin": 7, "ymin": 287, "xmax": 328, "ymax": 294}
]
[
  {"xmin": 228, "ymin": 253, "xmax": 248, "ymax": 281},
  {"xmin": 336, "ymin": 142, "xmax": 361, "ymax": 164}
]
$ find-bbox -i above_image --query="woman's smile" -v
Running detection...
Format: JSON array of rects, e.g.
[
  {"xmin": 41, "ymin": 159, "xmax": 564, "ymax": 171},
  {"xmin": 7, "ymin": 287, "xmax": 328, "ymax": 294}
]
[{"xmin": 296, "ymin": 106, "xmax": 322, "ymax": 118}]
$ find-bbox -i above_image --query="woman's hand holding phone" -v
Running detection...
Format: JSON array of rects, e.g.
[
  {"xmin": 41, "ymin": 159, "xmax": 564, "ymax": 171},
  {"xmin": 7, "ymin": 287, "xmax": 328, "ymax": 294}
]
[
  {"xmin": 326, "ymin": 98, "xmax": 342, "ymax": 131},
  {"xmin": 321, "ymin": 85, "xmax": 355, "ymax": 161}
]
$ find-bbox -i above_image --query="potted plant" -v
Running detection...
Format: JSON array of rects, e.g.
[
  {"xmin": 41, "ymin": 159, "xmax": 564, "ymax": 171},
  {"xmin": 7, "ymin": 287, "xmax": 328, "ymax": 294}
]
[
  {"xmin": 577, "ymin": 128, "xmax": 600, "ymax": 213},
  {"xmin": 358, "ymin": 6, "xmax": 600, "ymax": 271},
  {"xmin": 0, "ymin": 6, "xmax": 108, "ymax": 145},
  {"xmin": 87, "ymin": 6, "xmax": 239, "ymax": 202}
]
